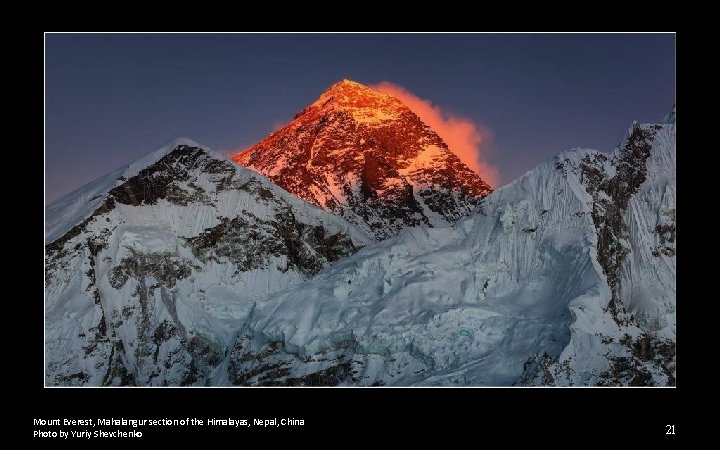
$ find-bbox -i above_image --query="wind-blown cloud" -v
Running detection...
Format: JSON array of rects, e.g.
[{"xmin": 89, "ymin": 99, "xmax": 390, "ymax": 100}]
[{"xmin": 372, "ymin": 81, "xmax": 499, "ymax": 187}]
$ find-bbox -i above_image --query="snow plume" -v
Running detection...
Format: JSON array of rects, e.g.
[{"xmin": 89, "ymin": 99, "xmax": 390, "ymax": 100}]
[{"xmin": 372, "ymin": 81, "xmax": 499, "ymax": 187}]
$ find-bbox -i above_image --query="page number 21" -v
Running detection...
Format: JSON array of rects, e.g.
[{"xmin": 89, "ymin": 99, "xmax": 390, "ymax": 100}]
[{"xmin": 666, "ymin": 425, "xmax": 675, "ymax": 435}]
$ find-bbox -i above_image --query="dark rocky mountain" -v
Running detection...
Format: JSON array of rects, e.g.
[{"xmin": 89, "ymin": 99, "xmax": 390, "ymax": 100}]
[
  {"xmin": 233, "ymin": 79, "xmax": 492, "ymax": 240},
  {"xmin": 45, "ymin": 140, "xmax": 368, "ymax": 386}
]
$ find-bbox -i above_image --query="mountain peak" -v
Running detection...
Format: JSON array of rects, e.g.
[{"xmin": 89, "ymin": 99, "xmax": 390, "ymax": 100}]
[
  {"xmin": 308, "ymin": 79, "xmax": 404, "ymax": 121},
  {"xmin": 325, "ymin": 78, "xmax": 382, "ymax": 95},
  {"xmin": 336, "ymin": 78, "xmax": 367, "ymax": 88},
  {"xmin": 233, "ymin": 79, "xmax": 491, "ymax": 239}
]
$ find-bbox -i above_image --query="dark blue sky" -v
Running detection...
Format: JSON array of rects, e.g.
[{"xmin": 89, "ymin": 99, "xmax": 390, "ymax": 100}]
[{"xmin": 46, "ymin": 33, "xmax": 675, "ymax": 204}]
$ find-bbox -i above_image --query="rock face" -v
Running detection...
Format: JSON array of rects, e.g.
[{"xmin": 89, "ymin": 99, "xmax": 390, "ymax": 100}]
[
  {"xmin": 45, "ymin": 140, "xmax": 367, "ymax": 386},
  {"xmin": 233, "ymin": 79, "xmax": 492, "ymax": 240},
  {"xmin": 519, "ymin": 116, "xmax": 676, "ymax": 386}
]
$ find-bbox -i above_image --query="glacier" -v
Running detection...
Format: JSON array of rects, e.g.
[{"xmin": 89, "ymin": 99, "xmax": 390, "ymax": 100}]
[{"xmin": 45, "ymin": 114, "xmax": 675, "ymax": 386}]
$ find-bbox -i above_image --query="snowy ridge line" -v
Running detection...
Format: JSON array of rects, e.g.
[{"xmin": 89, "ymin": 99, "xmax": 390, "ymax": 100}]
[
  {"xmin": 46, "ymin": 138, "xmax": 205, "ymax": 244},
  {"xmin": 46, "ymin": 138, "xmax": 370, "ymax": 246}
]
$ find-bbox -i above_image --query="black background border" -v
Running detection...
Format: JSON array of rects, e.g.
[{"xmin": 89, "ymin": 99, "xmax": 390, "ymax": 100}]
[{"xmin": 30, "ymin": 31, "xmax": 683, "ymax": 444}]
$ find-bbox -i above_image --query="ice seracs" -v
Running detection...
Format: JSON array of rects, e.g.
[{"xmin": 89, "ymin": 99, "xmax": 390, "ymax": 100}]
[{"xmin": 224, "ymin": 114, "xmax": 675, "ymax": 386}]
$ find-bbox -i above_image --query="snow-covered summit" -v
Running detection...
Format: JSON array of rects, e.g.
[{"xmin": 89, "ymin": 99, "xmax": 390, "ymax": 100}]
[
  {"xmin": 307, "ymin": 79, "xmax": 406, "ymax": 124},
  {"xmin": 47, "ymin": 138, "xmax": 208, "ymax": 244}
]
